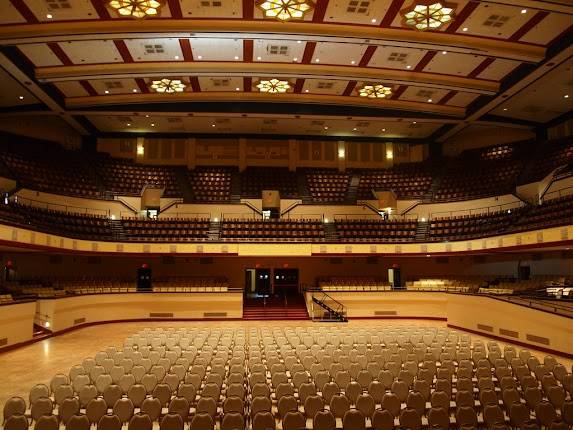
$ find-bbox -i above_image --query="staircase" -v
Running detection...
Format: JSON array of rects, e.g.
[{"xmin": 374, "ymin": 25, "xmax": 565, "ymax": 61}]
[
  {"xmin": 83, "ymin": 160, "xmax": 107, "ymax": 198},
  {"xmin": 415, "ymin": 219, "xmax": 430, "ymax": 241},
  {"xmin": 208, "ymin": 220, "xmax": 221, "ymax": 241},
  {"xmin": 230, "ymin": 170, "xmax": 242, "ymax": 203},
  {"xmin": 311, "ymin": 293, "xmax": 348, "ymax": 322},
  {"xmin": 110, "ymin": 219, "xmax": 127, "ymax": 241},
  {"xmin": 323, "ymin": 222, "xmax": 339, "ymax": 242},
  {"xmin": 297, "ymin": 170, "xmax": 313, "ymax": 204},
  {"xmin": 344, "ymin": 173, "xmax": 361, "ymax": 204},
  {"xmin": 243, "ymin": 296, "xmax": 309, "ymax": 320},
  {"xmin": 422, "ymin": 170, "xmax": 444, "ymax": 202},
  {"xmin": 174, "ymin": 167, "xmax": 195, "ymax": 203}
]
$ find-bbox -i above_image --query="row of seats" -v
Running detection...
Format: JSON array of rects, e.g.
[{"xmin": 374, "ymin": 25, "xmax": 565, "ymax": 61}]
[
  {"xmin": 3, "ymin": 325, "xmax": 573, "ymax": 430},
  {"xmin": 305, "ymin": 170, "xmax": 350, "ymax": 203},
  {"xmin": 318, "ymin": 278, "xmax": 392, "ymax": 292}
]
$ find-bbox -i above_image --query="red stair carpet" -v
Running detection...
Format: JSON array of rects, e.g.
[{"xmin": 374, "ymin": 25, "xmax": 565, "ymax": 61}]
[{"xmin": 243, "ymin": 296, "xmax": 309, "ymax": 320}]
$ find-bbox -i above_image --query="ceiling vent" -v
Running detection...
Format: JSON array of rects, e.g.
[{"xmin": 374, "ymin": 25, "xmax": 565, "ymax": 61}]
[
  {"xmin": 317, "ymin": 82, "xmax": 335, "ymax": 89},
  {"xmin": 387, "ymin": 52, "xmax": 408, "ymax": 63},
  {"xmin": 521, "ymin": 105, "xmax": 544, "ymax": 113},
  {"xmin": 167, "ymin": 117, "xmax": 183, "ymax": 123},
  {"xmin": 45, "ymin": 0, "xmax": 71, "ymax": 9},
  {"xmin": 117, "ymin": 116, "xmax": 133, "ymax": 122},
  {"xmin": 346, "ymin": 0, "xmax": 370, "ymax": 14},
  {"xmin": 267, "ymin": 45, "xmax": 289, "ymax": 56},
  {"xmin": 356, "ymin": 121, "xmax": 370, "ymax": 127},
  {"xmin": 215, "ymin": 118, "xmax": 231, "ymax": 124},
  {"xmin": 144, "ymin": 44, "xmax": 165, "ymax": 54},
  {"xmin": 311, "ymin": 120, "xmax": 325, "ymax": 126},
  {"xmin": 211, "ymin": 78, "xmax": 231, "ymax": 87},
  {"xmin": 483, "ymin": 15, "xmax": 510, "ymax": 28},
  {"xmin": 104, "ymin": 81, "xmax": 124, "ymax": 89},
  {"xmin": 416, "ymin": 89, "xmax": 434, "ymax": 98},
  {"xmin": 200, "ymin": 0, "xmax": 222, "ymax": 5},
  {"xmin": 263, "ymin": 119, "xmax": 278, "ymax": 125}
]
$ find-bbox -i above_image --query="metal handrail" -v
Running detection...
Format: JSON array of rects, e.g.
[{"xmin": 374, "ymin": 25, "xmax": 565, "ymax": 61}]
[{"xmin": 314, "ymin": 292, "xmax": 347, "ymax": 318}]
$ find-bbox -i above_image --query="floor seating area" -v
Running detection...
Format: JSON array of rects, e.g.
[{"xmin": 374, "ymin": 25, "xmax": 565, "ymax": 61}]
[
  {"xmin": 335, "ymin": 219, "xmax": 418, "ymax": 242},
  {"xmin": 406, "ymin": 278, "xmax": 484, "ymax": 293},
  {"xmin": 187, "ymin": 167, "xmax": 233, "ymax": 202},
  {"xmin": 305, "ymin": 170, "xmax": 350, "ymax": 203},
  {"xmin": 0, "ymin": 293, "xmax": 14, "ymax": 304},
  {"xmin": 122, "ymin": 218, "xmax": 211, "ymax": 242},
  {"xmin": 318, "ymin": 278, "xmax": 391, "ymax": 292},
  {"xmin": 357, "ymin": 165, "xmax": 433, "ymax": 200},
  {"xmin": 220, "ymin": 219, "xmax": 324, "ymax": 241},
  {"xmin": 241, "ymin": 168, "xmax": 298, "ymax": 199},
  {"xmin": 3, "ymin": 325, "xmax": 573, "ymax": 430}
]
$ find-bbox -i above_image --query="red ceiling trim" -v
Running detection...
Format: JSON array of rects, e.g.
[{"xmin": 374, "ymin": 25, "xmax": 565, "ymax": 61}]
[
  {"xmin": 49, "ymin": 83, "xmax": 66, "ymax": 100},
  {"xmin": 113, "ymin": 40, "xmax": 134, "ymax": 63},
  {"xmin": 89, "ymin": 0, "xmax": 111, "ymax": 19},
  {"xmin": 294, "ymin": 78, "xmax": 305, "ymax": 93},
  {"xmin": 9, "ymin": 0, "xmax": 38, "ymax": 23},
  {"xmin": 509, "ymin": 11, "xmax": 549, "ymax": 41},
  {"xmin": 312, "ymin": 0, "xmax": 328, "ymax": 23},
  {"xmin": 244, "ymin": 77, "xmax": 252, "ymax": 92},
  {"xmin": 243, "ymin": 0, "xmax": 254, "ymax": 20},
  {"xmin": 79, "ymin": 80, "xmax": 98, "ymax": 96},
  {"xmin": 13, "ymin": 46, "xmax": 36, "ymax": 68},
  {"xmin": 135, "ymin": 78, "xmax": 150, "ymax": 93},
  {"xmin": 47, "ymin": 43, "xmax": 73, "ymax": 66},
  {"xmin": 413, "ymin": 51, "xmax": 436, "ymax": 72},
  {"xmin": 167, "ymin": 0, "xmax": 183, "ymax": 18},
  {"xmin": 437, "ymin": 90, "xmax": 457, "ymax": 105},
  {"xmin": 302, "ymin": 42, "xmax": 317, "ymax": 64},
  {"xmin": 343, "ymin": 81, "xmax": 357, "ymax": 96},
  {"xmin": 467, "ymin": 57, "xmax": 495, "ymax": 78},
  {"xmin": 446, "ymin": 1, "xmax": 478, "ymax": 33},
  {"xmin": 391, "ymin": 84, "xmax": 407, "ymax": 100},
  {"xmin": 190, "ymin": 77, "xmax": 201, "ymax": 92},
  {"xmin": 179, "ymin": 39, "xmax": 194, "ymax": 61},
  {"xmin": 380, "ymin": 0, "xmax": 405, "ymax": 28},
  {"xmin": 358, "ymin": 46, "xmax": 377, "ymax": 67},
  {"xmin": 243, "ymin": 40, "xmax": 254, "ymax": 63}
]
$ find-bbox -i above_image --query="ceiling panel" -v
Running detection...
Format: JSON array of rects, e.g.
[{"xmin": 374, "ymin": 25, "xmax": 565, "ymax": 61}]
[
  {"xmin": 446, "ymin": 92, "xmax": 480, "ymax": 108},
  {"xmin": 519, "ymin": 13, "xmax": 573, "ymax": 45},
  {"xmin": 302, "ymin": 79, "xmax": 349, "ymax": 95},
  {"xmin": 18, "ymin": 44, "xmax": 63, "ymax": 67},
  {"xmin": 123, "ymin": 38, "xmax": 184, "ymax": 62},
  {"xmin": 58, "ymin": 40, "xmax": 122, "ymax": 64},
  {"xmin": 477, "ymin": 59, "xmax": 520, "ymax": 81},
  {"xmin": 179, "ymin": 0, "xmax": 241, "ymax": 18},
  {"xmin": 191, "ymin": 38, "xmax": 243, "ymax": 61},
  {"xmin": 458, "ymin": 3, "xmax": 531, "ymax": 39},
  {"xmin": 198, "ymin": 76, "xmax": 243, "ymax": 91},
  {"xmin": 0, "ymin": 2, "xmax": 27, "ymax": 24},
  {"xmin": 322, "ymin": 0, "xmax": 391, "ymax": 25},
  {"xmin": 400, "ymin": 86, "xmax": 449, "ymax": 104},
  {"xmin": 367, "ymin": 46, "xmax": 427, "ymax": 70},
  {"xmin": 88, "ymin": 78, "xmax": 140, "ymax": 95},
  {"xmin": 312, "ymin": 42, "xmax": 369, "ymax": 66},
  {"xmin": 25, "ymin": 0, "xmax": 99, "ymax": 22},
  {"xmin": 0, "ymin": 67, "xmax": 39, "ymax": 107},
  {"xmin": 253, "ymin": 40, "xmax": 306, "ymax": 63},
  {"xmin": 53, "ymin": 81, "xmax": 90, "ymax": 97},
  {"xmin": 423, "ymin": 52, "xmax": 484, "ymax": 76}
]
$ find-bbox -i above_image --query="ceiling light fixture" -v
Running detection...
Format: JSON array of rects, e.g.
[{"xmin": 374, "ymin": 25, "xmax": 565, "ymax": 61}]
[
  {"xmin": 132, "ymin": 89, "xmax": 138, "ymax": 92},
  {"xmin": 371, "ymin": 18, "xmax": 377, "ymax": 23},
  {"xmin": 565, "ymin": 95, "xmax": 570, "ymax": 99},
  {"xmin": 358, "ymin": 84, "xmax": 393, "ymax": 99},
  {"xmin": 18, "ymin": 96, "xmax": 24, "ymax": 100},
  {"xmin": 256, "ymin": 78, "xmax": 291, "ymax": 93},
  {"xmin": 521, "ymin": 9, "xmax": 527, "ymax": 14},
  {"xmin": 149, "ymin": 78, "xmax": 186, "ymax": 93},
  {"xmin": 402, "ymin": 1, "xmax": 456, "ymax": 31},
  {"xmin": 293, "ymin": 57, "xmax": 298, "ymax": 61},
  {"xmin": 256, "ymin": 0, "xmax": 314, "ymax": 21},
  {"xmin": 46, "ymin": 14, "xmax": 53, "ymax": 19},
  {"xmin": 197, "ymin": 55, "xmax": 203, "ymax": 59},
  {"xmin": 462, "ymin": 27, "xmax": 468, "ymax": 32},
  {"xmin": 151, "ymin": 123, "xmax": 155, "ymax": 127},
  {"xmin": 108, "ymin": 0, "xmax": 163, "ymax": 18}
]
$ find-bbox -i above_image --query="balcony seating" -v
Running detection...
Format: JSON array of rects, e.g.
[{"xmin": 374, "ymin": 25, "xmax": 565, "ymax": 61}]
[
  {"xmin": 221, "ymin": 219, "xmax": 324, "ymax": 241},
  {"xmin": 240, "ymin": 167, "xmax": 298, "ymax": 198},
  {"xmin": 122, "ymin": 218, "xmax": 210, "ymax": 241},
  {"xmin": 187, "ymin": 167, "xmax": 232, "ymax": 202},
  {"xmin": 429, "ymin": 209, "xmax": 521, "ymax": 241},
  {"xmin": 153, "ymin": 277, "xmax": 231, "ymax": 292},
  {"xmin": 305, "ymin": 169, "xmax": 350, "ymax": 203},
  {"xmin": 520, "ymin": 138, "xmax": 573, "ymax": 183},
  {"xmin": 357, "ymin": 164, "xmax": 433, "ymax": 199},
  {"xmin": 318, "ymin": 277, "xmax": 391, "ymax": 291},
  {"xmin": 335, "ymin": 219, "xmax": 417, "ymax": 242},
  {"xmin": 511, "ymin": 195, "xmax": 573, "ymax": 232}
]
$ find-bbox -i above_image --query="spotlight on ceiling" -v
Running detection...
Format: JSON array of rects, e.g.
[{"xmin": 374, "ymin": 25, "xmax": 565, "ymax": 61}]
[{"xmin": 402, "ymin": 1, "xmax": 456, "ymax": 31}]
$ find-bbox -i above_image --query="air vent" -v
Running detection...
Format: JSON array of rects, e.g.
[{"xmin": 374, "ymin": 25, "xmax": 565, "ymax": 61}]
[
  {"xmin": 263, "ymin": 119, "xmax": 278, "ymax": 125},
  {"xmin": 388, "ymin": 52, "xmax": 408, "ymax": 63},
  {"xmin": 499, "ymin": 328, "xmax": 518, "ymax": 338},
  {"xmin": 167, "ymin": 117, "xmax": 183, "ymax": 123},
  {"xmin": 267, "ymin": 45, "xmax": 289, "ymax": 55},
  {"xmin": 117, "ymin": 116, "xmax": 133, "ymax": 123},
  {"xmin": 483, "ymin": 15, "xmax": 510, "ymax": 28},
  {"xmin": 204, "ymin": 312, "xmax": 227, "ymax": 317},
  {"xmin": 311, "ymin": 120, "xmax": 325, "ymax": 126},
  {"xmin": 346, "ymin": 0, "xmax": 370, "ymax": 13},
  {"xmin": 144, "ymin": 44, "xmax": 164, "ymax": 54},
  {"xmin": 317, "ymin": 82, "xmax": 335, "ymax": 89},
  {"xmin": 416, "ymin": 89, "xmax": 434, "ymax": 98},
  {"xmin": 526, "ymin": 334, "xmax": 549, "ymax": 345},
  {"xmin": 200, "ymin": 0, "xmax": 222, "ymax": 5},
  {"xmin": 374, "ymin": 310, "xmax": 397, "ymax": 316},
  {"xmin": 211, "ymin": 78, "xmax": 231, "ymax": 87},
  {"xmin": 356, "ymin": 121, "xmax": 370, "ymax": 127},
  {"xmin": 149, "ymin": 313, "xmax": 174, "ymax": 318},
  {"xmin": 215, "ymin": 118, "xmax": 230, "ymax": 124},
  {"xmin": 104, "ymin": 81, "xmax": 124, "ymax": 89},
  {"xmin": 477, "ymin": 324, "xmax": 494, "ymax": 332},
  {"xmin": 74, "ymin": 318, "xmax": 86, "ymax": 325},
  {"xmin": 521, "ymin": 105, "xmax": 544, "ymax": 113},
  {"xmin": 45, "ymin": 0, "xmax": 71, "ymax": 9}
]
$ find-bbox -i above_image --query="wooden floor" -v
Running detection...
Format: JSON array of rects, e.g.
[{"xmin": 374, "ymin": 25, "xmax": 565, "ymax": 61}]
[{"xmin": 0, "ymin": 319, "xmax": 571, "ymax": 413}]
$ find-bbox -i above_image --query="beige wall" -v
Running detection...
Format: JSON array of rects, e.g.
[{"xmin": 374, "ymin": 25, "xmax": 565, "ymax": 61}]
[
  {"xmin": 0, "ymin": 301, "xmax": 36, "ymax": 349},
  {"xmin": 0, "ymin": 116, "xmax": 82, "ymax": 149},
  {"xmin": 443, "ymin": 125, "xmax": 535, "ymax": 156}
]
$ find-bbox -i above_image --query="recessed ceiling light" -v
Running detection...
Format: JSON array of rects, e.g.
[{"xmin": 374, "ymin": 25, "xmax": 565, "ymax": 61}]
[
  {"xmin": 521, "ymin": 9, "xmax": 527, "ymax": 14},
  {"xmin": 257, "ymin": 56, "xmax": 262, "ymax": 60},
  {"xmin": 503, "ymin": 108, "xmax": 508, "ymax": 111},
  {"xmin": 315, "ymin": 58, "xmax": 320, "ymax": 62},
  {"xmin": 235, "ymin": 87, "xmax": 240, "ymax": 91},
  {"xmin": 351, "ymin": 60, "xmax": 356, "ymax": 65},
  {"xmin": 353, "ymin": 127, "xmax": 357, "ymax": 131},
  {"xmin": 197, "ymin": 55, "xmax": 203, "ymax": 60},
  {"xmin": 382, "ymin": 128, "xmax": 386, "ymax": 132},
  {"xmin": 211, "ymin": 124, "xmax": 216, "ymax": 127},
  {"xmin": 462, "ymin": 27, "xmax": 468, "ymax": 32},
  {"xmin": 104, "ymin": 90, "xmax": 109, "ymax": 94},
  {"xmin": 565, "ymin": 95, "xmax": 570, "ymax": 99},
  {"xmin": 371, "ymin": 18, "xmax": 376, "ymax": 23},
  {"xmin": 151, "ymin": 123, "xmax": 155, "ymax": 127},
  {"xmin": 305, "ymin": 89, "xmax": 309, "ymax": 93},
  {"xmin": 46, "ymin": 14, "xmax": 53, "ymax": 19},
  {"xmin": 442, "ymin": 51, "xmax": 447, "ymax": 55},
  {"xmin": 234, "ymin": 56, "xmax": 239, "ymax": 60},
  {"xmin": 145, "ymin": 115, "xmax": 150, "ymax": 118},
  {"xmin": 127, "ymin": 123, "xmax": 131, "ymax": 126},
  {"xmin": 293, "ymin": 57, "xmax": 298, "ymax": 61},
  {"xmin": 297, "ymin": 40, "xmax": 302, "ymax": 44},
  {"xmin": 324, "ymin": 126, "xmax": 328, "ymax": 130},
  {"xmin": 413, "ymin": 121, "xmax": 417, "ymax": 124},
  {"xmin": 406, "ymin": 65, "xmax": 412, "ymax": 69},
  {"xmin": 18, "ymin": 96, "xmax": 24, "ymax": 100},
  {"xmin": 427, "ymin": 99, "xmax": 432, "ymax": 102},
  {"xmin": 174, "ymin": 55, "xmax": 180, "ymax": 60}
]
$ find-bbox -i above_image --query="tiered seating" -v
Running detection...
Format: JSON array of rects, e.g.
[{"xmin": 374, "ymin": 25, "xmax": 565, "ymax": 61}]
[
  {"xmin": 357, "ymin": 164, "xmax": 433, "ymax": 199},
  {"xmin": 318, "ymin": 277, "xmax": 391, "ymax": 291},
  {"xmin": 0, "ymin": 293, "xmax": 14, "ymax": 303},
  {"xmin": 122, "ymin": 218, "xmax": 210, "ymax": 241},
  {"xmin": 521, "ymin": 138, "xmax": 573, "ymax": 183},
  {"xmin": 187, "ymin": 167, "xmax": 232, "ymax": 202},
  {"xmin": 153, "ymin": 277, "xmax": 231, "ymax": 292},
  {"xmin": 96, "ymin": 155, "xmax": 181, "ymax": 197},
  {"xmin": 335, "ymin": 219, "xmax": 417, "ymax": 242},
  {"xmin": 511, "ymin": 195, "xmax": 573, "ymax": 232},
  {"xmin": 221, "ymin": 219, "xmax": 324, "ymax": 241},
  {"xmin": 406, "ymin": 277, "xmax": 487, "ymax": 293},
  {"xmin": 305, "ymin": 169, "xmax": 350, "ymax": 203},
  {"xmin": 51, "ymin": 278, "xmax": 135, "ymax": 295},
  {"xmin": 0, "ymin": 146, "xmax": 100, "ymax": 198},
  {"xmin": 240, "ymin": 167, "xmax": 298, "ymax": 198},
  {"xmin": 4, "ymin": 325, "xmax": 573, "ymax": 430},
  {"xmin": 429, "ymin": 209, "xmax": 521, "ymax": 241}
]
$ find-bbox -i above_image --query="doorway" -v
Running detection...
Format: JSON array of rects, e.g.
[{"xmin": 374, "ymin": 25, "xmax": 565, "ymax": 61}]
[{"xmin": 245, "ymin": 268, "xmax": 271, "ymax": 299}]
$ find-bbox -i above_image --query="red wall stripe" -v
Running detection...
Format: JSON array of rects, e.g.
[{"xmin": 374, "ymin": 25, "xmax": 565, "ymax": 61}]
[
  {"xmin": 302, "ymin": 42, "xmax": 317, "ymax": 64},
  {"xmin": 89, "ymin": 0, "xmax": 111, "ymax": 19},
  {"xmin": 135, "ymin": 78, "xmax": 150, "ymax": 93},
  {"xmin": 243, "ymin": 40, "xmax": 254, "ymax": 63},
  {"xmin": 294, "ymin": 78, "xmax": 305, "ymax": 93},
  {"xmin": 437, "ymin": 90, "xmax": 457, "ymax": 105},
  {"xmin": 244, "ymin": 77, "xmax": 252, "ymax": 92},
  {"xmin": 413, "ymin": 51, "xmax": 436, "ymax": 72},
  {"xmin": 243, "ymin": 0, "xmax": 254, "ymax": 20},
  {"xmin": 391, "ymin": 85, "xmax": 407, "ymax": 100},
  {"xmin": 190, "ymin": 77, "xmax": 201, "ymax": 92}
]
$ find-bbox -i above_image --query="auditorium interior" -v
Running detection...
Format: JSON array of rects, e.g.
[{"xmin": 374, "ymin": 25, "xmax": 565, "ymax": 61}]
[{"xmin": 0, "ymin": 0, "xmax": 573, "ymax": 429}]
